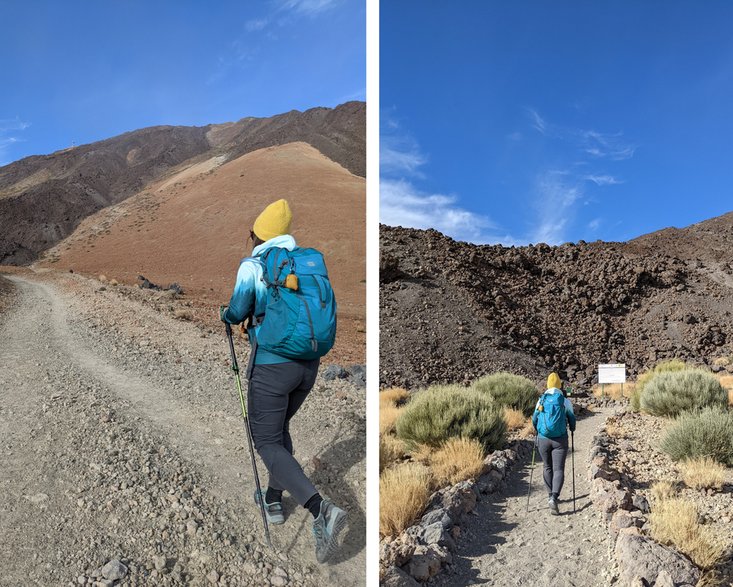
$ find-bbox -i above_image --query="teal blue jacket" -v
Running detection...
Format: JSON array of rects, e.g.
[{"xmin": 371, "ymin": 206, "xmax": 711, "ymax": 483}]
[{"xmin": 222, "ymin": 235, "xmax": 297, "ymax": 365}]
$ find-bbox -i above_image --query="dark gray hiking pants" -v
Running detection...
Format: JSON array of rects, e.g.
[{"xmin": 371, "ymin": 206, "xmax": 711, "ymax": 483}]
[
  {"xmin": 537, "ymin": 434, "xmax": 568, "ymax": 496},
  {"xmin": 247, "ymin": 360, "xmax": 320, "ymax": 506}
]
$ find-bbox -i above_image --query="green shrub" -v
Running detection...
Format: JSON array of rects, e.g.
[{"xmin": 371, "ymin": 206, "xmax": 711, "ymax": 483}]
[
  {"xmin": 661, "ymin": 407, "xmax": 733, "ymax": 466},
  {"xmin": 630, "ymin": 387, "xmax": 643, "ymax": 412},
  {"xmin": 471, "ymin": 372, "xmax": 539, "ymax": 416},
  {"xmin": 640, "ymin": 369, "xmax": 727, "ymax": 417},
  {"xmin": 395, "ymin": 385, "xmax": 506, "ymax": 451},
  {"xmin": 635, "ymin": 360, "xmax": 690, "ymax": 410}
]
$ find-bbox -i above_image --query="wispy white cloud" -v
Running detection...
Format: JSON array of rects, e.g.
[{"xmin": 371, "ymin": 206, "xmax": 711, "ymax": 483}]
[
  {"xmin": 526, "ymin": 108, "xmax": 636, "ymax": 161},
  {"xmin": 380, "ymin": 111, "xmax": 522, "ymax": 245},
  {"xmin": 588, "ymin": 218, "xmax": 601, "ymax": 231},
  {"xmin": 381, "ymin": 135, "xmax": 427, "ymax": 177},
  {"xmin": 581, "ymin": 130, "xmax": 636, "ymax": 160},
  {"xmin": 0, "ymin": 117, "xmax": 30, "ymax": 166},
  {"xmin": 583, "ymin": 174, "xmax": 622, "ymax": 186},
  {"xmin": 245, "ymin": 18, "xmax": 269, "ymax": 32},
  {"xmin": 381, "ymin": 179, "xmax": 522, "ymax": 245},
  {"xmin": 279, "ymin": 0, "xmax": 340, "ymax": 16},
  {"xmin": 531, "ymin": 170, "xmax": 584, "ymax": 245},
  {"xmin": 527, "ymin": 108, "xmax": 548, "ymax": 135}
]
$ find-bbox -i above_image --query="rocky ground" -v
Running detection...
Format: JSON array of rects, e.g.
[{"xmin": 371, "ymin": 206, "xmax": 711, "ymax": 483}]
[
  {"xmin": 0, "ymin": 269, "xmax": 365, "ymax": 586},
  {"xmin": 380, "ymin": 219, "xmax": 733, "ymax": 390},
  {"xmin": 602, "ymin": 410, "xmax": 733, "ymax": 584},
  {"xmin": 380, "ymin": 406, "xmax": 617, "ymax": 586}
]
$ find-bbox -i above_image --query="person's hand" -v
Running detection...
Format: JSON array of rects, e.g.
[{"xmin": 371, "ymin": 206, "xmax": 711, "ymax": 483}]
[{"xmin": 219, "ymin": 305, "xmax": 228, "ymax": 322}]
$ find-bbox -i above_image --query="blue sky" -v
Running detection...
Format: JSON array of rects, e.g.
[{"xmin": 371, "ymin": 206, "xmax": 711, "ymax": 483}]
[
  {"xmin": 380, "ymin": 2, "xmax": 733, "ymax": 245},
  {"xmin": 0, "ymin": 0, "xmax": 364, "ymax": 166}
]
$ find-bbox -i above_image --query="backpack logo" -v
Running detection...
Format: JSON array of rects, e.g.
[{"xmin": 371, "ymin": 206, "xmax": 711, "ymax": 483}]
[{"xmin": 254, "ymin": 246, "xmax": 337, "ymax": 360}]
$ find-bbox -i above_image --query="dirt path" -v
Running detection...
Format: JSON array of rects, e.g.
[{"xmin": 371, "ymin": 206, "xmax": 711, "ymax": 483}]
[
  {"xmin": 0, "ymin": 273, "xmax": 364, "ymax": 586},
  {"xmin": 436, "ymin": 408, "xmax": 615, "ymax": 587}
]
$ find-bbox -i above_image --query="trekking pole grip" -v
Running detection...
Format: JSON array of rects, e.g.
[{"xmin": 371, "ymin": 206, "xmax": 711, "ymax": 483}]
[{"xmin": 225, "ymin": 322, "xmax": 239, "ymax": 373}]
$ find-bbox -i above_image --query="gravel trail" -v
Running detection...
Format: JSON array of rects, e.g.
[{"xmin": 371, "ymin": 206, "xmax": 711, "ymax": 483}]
[
  {"xmin": 0, "ymin": 273, "xmax": 365, "ymax": 586},
  {"xmin": 437, "ymin": 408, "xmax": 614, "ymax": 587}
]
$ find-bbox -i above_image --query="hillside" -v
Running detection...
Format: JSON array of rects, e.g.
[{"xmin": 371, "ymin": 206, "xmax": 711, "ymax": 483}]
[
  {"xmin": 380, "ymin": 212, "xmax": 733, "ymax": 389},
  {"xmin": 39, "ymin": 141, "xmax": 365, "ymax": 363},
  {"xmin": 0, "ymin": 102, "xmax": 365, "ymax": 265}
]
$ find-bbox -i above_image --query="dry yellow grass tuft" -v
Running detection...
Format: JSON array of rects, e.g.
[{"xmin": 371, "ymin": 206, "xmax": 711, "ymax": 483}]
[
  {"xmin": 503, "ymin": 407, "xmax": 528, "ymax": 431},
  {"xmin": 98, "ymin": 274, "xmax": 107, "ymax": 283},
  {"xmin": 649, "ymin": 497, "xmax": 728, "ymax": 570},
  {"xmin": 379, "ymin": 387, "xmax": 410, "ymax": 408},
  {"xmin": 429, "ymin": 437, "xmax": 486, "ymax": 486},
  {"xmin": 712, "ymin": 356, "xmax": 731, "ymax": 367},
  {"xmin": 678, "ymin": 457, "xmax": 727, "ymax": 491},
  {"xmin": 380, "ymin": 404, "xmax": 402, "ymax": 436},
  {"xmin": 379, "ymin": 462, "xmax": 432, "ymax": 537},
  {"xmin": 380, "ymin": 435, "xmax": 407, "ymax": 473},
  {"xmin": 718, "ymin": 375, "xmax": 733, "ymax": 406},
  {"xmin": 650, "ymin": 480, "xmax": 678, "ymax": 504},
  {"xmin": 518, "ymin": 419, "xmax": 536, "ymax": 440},
  {"xmin": 409, "ymin": 443, "xmax": 435, "ymax": 465},
  {"xmin": 592, "ymin": 382, "xmax": 635, "ymax": 401},
  {"xmin": 109, "ymin": 279, "xmax": 119, "ymax": 286}
]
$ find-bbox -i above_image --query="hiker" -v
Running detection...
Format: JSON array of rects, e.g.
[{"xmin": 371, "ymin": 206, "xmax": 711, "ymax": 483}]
[
  {"xmin": 219, "ymin": 199, "xmax": 346, "ymax": 562},
  {"xmin": 531, "ymin": 372, "xmax": 576, "ymax": 515}
]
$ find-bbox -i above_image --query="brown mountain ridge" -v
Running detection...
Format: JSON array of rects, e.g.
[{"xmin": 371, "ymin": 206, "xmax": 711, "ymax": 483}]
[
  {"xmin": 0, "ymin": 101, "xmax": 365, "ymax": 265},
  {"xmin": 380, "ymin": 212, "xmax": 733, "ymax": 389}
]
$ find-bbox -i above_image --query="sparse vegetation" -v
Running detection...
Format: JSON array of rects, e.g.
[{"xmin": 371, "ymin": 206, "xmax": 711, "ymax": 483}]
[
  {"xmin": 650, "ymin": 480, "xmax": 678, "ymax": 504},
  {"xmin": 592, "ymin": 382, "xmax": 634, "ymax": 401},
  {"xmin": 472, "ymin": 372, "xmax": 539, "ymax": 416},
  {"xmin": 379, "ymin": 387, "xmax": 410, "ymax": 408},
  {"xmin": 640, "ymin": 369, "xmax": 727, "ymax": 417},
  {"xmin": 661, "ymin": 407, "xmax": 733, "ymax": 466},
  {"xmin": 395, "ymin": 385, "xmax": 507, "ymax": 451},
  {"xmin": 429, "ymin": 437, "xmax": 485, "ymax": 486},
  {"xmin": 677, "ymin": 457, "xmax": 727, "ymax": 491},
  {"xmin": 649, "ymin": 496, "xmax": 727, "ymax": 570},
  {"xmin": 379, "ymin": 462, "xmax": 432, "ymax": 537},
  {"xmin": 379, "ymin": 435, "xmax": 407, "ymax": 473},
  {"xmin": 502, "ymin": 407, "xmax": 527, "ymax": 431},
  {"xmin": 634, "ymin": 360, "xmax": 690, "ymax": 411},
  {"xmin": 380, "ymin": 404, "xmax": 402, "ymax": 436}
]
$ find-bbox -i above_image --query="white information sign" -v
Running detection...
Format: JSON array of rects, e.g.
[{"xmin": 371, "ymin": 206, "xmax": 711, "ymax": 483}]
[{"xmin": 599, "ymin": 363, "xmax": 626, "ymax": 384}]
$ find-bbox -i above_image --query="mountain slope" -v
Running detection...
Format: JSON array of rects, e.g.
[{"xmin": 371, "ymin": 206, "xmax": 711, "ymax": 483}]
[
  {"xmin": 0, "ymin": 102, "xmax": 365, "ymax": 265},
  {"xmin": 380, "ymin": 215, "xmax": 733, "ymax": 389},
  {"xmin": 41, "ymin": 142, "xmax": 365, "ymax": 363}
]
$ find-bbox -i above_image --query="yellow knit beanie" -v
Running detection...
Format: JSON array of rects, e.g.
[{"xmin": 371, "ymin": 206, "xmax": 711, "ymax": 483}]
[
  {"xmin": 253, "ymin": 199, "xmax": 292, "ymax": 241},
  {"xmin": 547, "ymin": 372, "xmax": 562, "ymax": 390}
]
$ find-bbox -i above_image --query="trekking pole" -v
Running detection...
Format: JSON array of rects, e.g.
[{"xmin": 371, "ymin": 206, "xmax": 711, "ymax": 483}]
[
  {"xmin": 571, "ymin": 430, "xmax": 576, "ymax": 514},
  {"xmin": 225, "ymin": 322, "xmax": 272, "ymax": 547},
  {"xmin": 526, "ymin": 435, "xmax": 538, "ymax": 512}
]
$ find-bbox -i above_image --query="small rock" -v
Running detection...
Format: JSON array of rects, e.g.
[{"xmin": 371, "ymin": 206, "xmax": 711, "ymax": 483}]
[
  {"xmin": 207, "ymin": 570, "xmax": 220, "ymax": 584},
  {"xmin": 101, "ymin": 559, "xmax": 127, "ymax": 581}
]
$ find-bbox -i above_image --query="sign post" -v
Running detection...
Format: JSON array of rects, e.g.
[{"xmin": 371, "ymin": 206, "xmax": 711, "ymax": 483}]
[{"xmin": 598, "ymin": 363, "xmax": 626, "ymax": 398}]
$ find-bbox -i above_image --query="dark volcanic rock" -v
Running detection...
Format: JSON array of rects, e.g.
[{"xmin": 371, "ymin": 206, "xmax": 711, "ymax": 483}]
[{"xmin": 380, "ymin": 218, "xmax": 733, "ymax": 389}]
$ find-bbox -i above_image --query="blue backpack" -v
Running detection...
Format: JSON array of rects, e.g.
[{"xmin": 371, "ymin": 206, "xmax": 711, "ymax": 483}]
[
  {"xmin": 254, "ymin": 246, "xmax": 337, "ymax": 360},
  {"xmin": 536, "ymin": 392, "xmax": 567, "ymax": 438}
]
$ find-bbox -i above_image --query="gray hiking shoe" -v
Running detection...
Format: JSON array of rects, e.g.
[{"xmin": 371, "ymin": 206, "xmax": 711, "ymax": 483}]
[
  {"xmin": 548, "ymin": 496, "xmax": 559, "ymax": 515},
  {"xmin": 254, "ymin": 490, "xmax": 285, "ymax": 525},
  {"xmin": 312, "ymin": 499, "xmax": 347, "ymax": 563}
]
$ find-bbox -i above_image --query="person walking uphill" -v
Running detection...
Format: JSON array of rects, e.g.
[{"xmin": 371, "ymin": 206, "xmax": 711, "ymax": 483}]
[
  {"xmin": 219, "ymin": 198, "xmax": 346, "ymax": 563},
  {"xmin": 531, "ymin": 372, "xmax": 576, "ymax": 515}
]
